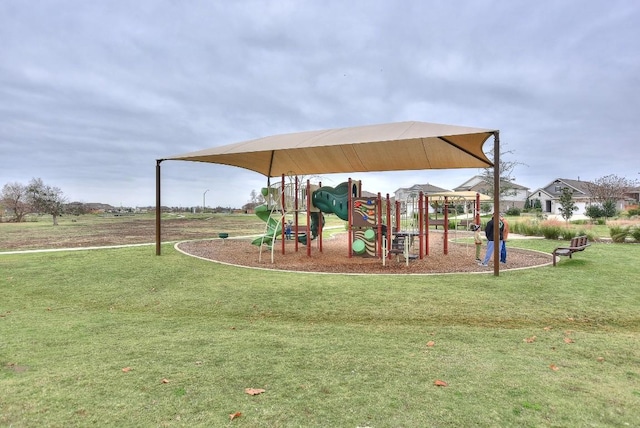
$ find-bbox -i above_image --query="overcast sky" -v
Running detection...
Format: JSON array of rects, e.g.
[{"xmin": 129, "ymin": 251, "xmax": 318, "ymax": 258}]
[{"xmin": 1, "ymin": 1, "xmax": 638, "ymax": 209}]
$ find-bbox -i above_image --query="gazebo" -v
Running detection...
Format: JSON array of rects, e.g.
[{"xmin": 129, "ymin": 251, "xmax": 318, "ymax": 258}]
[{"xmin": 156, "ymin": 121, "xmax": 503, "ymax": 275}]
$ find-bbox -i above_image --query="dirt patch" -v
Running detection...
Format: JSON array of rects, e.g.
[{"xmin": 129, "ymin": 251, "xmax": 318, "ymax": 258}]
[
  {"xmin": 178, "ymin": 232, "xmax": 552, "ymax": 274},
  {"xmin": 5, "ymin": 363, "xmax": 28, "ymax": 373},
  {"xmin": 0, "ymin": 216, "xmax": 264, "ymax": 251}
]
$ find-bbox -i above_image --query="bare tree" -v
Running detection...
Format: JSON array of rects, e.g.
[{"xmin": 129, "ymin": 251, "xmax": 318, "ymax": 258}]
[
  {"xmin": 584, "ymin": 174, "xmax": 638, "ymax": 209},
  {"xmin": 27, "ymin": 178, "xmax": 67, "ymax": 225},
  {"xmin": 1, "ymin": 182, "xmax": 31, "ymax": 222},
  {"xmin": 479, "ymin": 146, "xmax": 527, "ymax": 206},
  {"xmin": 248, "ymin": 189, "xmax": 266, "ymax": 204}
]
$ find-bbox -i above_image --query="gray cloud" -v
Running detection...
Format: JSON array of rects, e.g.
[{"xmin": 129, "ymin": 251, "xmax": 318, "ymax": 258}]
[{"xmin": 1, "ymin": 0, "xmax": 639, "ymax": 208}]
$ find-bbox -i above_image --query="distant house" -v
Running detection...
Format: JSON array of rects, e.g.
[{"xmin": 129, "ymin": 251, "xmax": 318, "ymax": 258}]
[
  {"xmin": 453, "ymin": 175, "xmax": 530, "ymax": 210},
  {"xmin": 623, "ymin": 186, "xmax": 640, "ymax": 208},
  {"xmin": 393, "ymin": 183, "xmax": 450, "ymax": 214},
  {"xmin": 529, "ymin": 178, "xmax": 593, "ymax": 215},
  {"xmin": 360, "ymin": 190, "xmax": 379, "ymax": 199},
  {"xmin": 83, "ymin": 202, "xmax": 114, "ymax": 214}
]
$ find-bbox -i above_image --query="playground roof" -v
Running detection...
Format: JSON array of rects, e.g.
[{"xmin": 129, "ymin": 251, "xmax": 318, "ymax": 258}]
[{"xmin": 161, "ymin": 121, "xmax": 497, "ymax": 177}]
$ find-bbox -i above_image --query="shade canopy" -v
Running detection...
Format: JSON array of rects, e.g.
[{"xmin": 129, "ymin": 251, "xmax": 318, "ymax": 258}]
[{"xmin": 161, "ymin": 121, "xmax": 496, "ymax": 177}]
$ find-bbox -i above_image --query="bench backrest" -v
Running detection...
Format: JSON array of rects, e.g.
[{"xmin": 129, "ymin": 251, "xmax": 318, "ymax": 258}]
[{"xmin": 571, "ymin": 235, "xmax": 588, "ymax": 247}]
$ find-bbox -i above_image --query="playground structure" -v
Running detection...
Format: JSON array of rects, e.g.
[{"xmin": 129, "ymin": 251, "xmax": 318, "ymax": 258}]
[
  {"xmin": 252, "ymin": 174, "xmax": 486, "ymax": 265},
  {"xmin": 156, "ymin": 121, "xmax": 507, "ymax": 275}
]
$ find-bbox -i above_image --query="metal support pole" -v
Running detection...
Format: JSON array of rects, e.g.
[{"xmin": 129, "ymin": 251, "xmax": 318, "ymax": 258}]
[
  {"xmin": 294, "ymin": 176, "xmax": 299, "ymax": 252},
  {"xmin": 494, "ymin": 131, "xmax": 501, "ymax": 276},
  {"xmin": 386, "ymin": 194, "xmax": 392, "ymax": 259},
  {"xmin": 281, "ymin": 174, "xmax": 285, "ymax": 255},
  {"xmin": 377, "ymin": 193, "xmax": 382, "ymax": 258},
  {"xmin": 444, "ymin": 196, "xmax": 449, "ymax": 255},
  {"xmin": 318, "ymin": 181, "xmax": 323, "ymax": 253},
  {"xmin": 306, "ymin": 180, "xmax": 311, "ymax": 257},
  {"xmin": 155, "ymin": 160, "xmax": 162, "ymax": 255},
  {"xmin": 425, "ymin": 196, "xmax": 430, "ymax": 256},
  {"xmin": 348, "ymin": 178, "xmax": 353, "ymax": 258},
  {"xmin": 419, "ymin": 191, "xmax": 424, "ymax": 259}
]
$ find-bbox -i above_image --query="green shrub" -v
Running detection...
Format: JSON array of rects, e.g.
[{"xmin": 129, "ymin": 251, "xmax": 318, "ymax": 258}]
[
  {"xmin": 571, "ymin": 219, "xmax": 589, "ymax": 225},
  {"xmin": 511, "ymin": 220, "xmax": 540, "ymax": 236},
  {"xmin": 505, "ymin": 207, "xmax": 521, "ymax": 216},
  {"xmin": 510, "ymin": 220, "xmax": 601, "ymax": 241},
  {"xmin": 609, "ymin": 225, "xmax": 630, "ymax": 243},
  {"xmin": 560, "ymin": 228, "xmax": 577, "ymax": 240},
  {"xmin": 510, "ymin": 221, "xmax": 523, "ymax": 234},
  {"xmin": 540, "ymin": 224, "xmax": 562, "ymax": 240},
  {"xmin": 630, "ymin": 226, "xmax": 640, "ymax": 243},
  {"xmin": 576, "ymin": 229, "xmax": 597, "ymax": 242},
  {"xmin": 627, "ymin": 207, "xmax": 640, "ymax": 217},
  {"xmin": 602, "ymin": 200, "xmax": 618, "ymax": 218},
  {"xmin": 585, "ymin": 204, "xmax": 605, "ymax": 221}
]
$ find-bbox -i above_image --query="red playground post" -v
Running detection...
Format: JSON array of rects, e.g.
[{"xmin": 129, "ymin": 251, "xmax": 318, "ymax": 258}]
[{"xmin": 443, "ymin": 196, "xmax": 449, "ymax": 255}]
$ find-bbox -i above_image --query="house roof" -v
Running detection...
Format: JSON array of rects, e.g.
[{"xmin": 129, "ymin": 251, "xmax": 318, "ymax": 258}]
[
  {"xmin": 545, "ymin": 178, "xmax": 592, "ymax": 197},
  {"xmin": 454, "ymin": 175, "xmax": 529, "ymax": 191},
  {"xmin": 556, "ymin": 178, "xmax": 591, "ymax": 195},
  {"xmin": 161, "ymin": 121, "xmax": 496, "ymax": 177},
  {"xmin": 529, "ymin": 178, "xmax": 594, "ymax": 199},
  {"xmin": 360, "ymin": 190, "xmax": 378, "ymax": 198},
  {"xmin": 394, "ymin": 183, "xmax": 451, "ymax": 194}
]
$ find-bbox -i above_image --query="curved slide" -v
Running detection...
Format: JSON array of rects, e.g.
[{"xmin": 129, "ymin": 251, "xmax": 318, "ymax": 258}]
[
  {"xmin": 251, "ymin": 204, "xmax": 282, "ymax": 246},
  {"xmin": 311, "ymin": 181, "xmax": 350, "ymax": 221},
  {"xmin": 253, "ymin": 181, "xmax": 350, "ymax": 246},
  {"xmin": 297, "ymin": 212, "xmax": 323, "ymax": 245}
]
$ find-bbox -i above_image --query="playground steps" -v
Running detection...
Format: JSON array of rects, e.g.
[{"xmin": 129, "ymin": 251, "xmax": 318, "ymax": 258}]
[{"xmin": 388, "ymin": 232, "xmax": 416, "ymax": 262}]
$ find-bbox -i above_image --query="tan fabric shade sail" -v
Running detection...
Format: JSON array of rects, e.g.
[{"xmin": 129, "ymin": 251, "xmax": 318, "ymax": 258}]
[
  {"xmin": 156, "ymin": 120, "xmax": 502, "ymax": 275},
  {"xmin": 160, "ymin": 121, "xmax": 497, "ymax": 177}
]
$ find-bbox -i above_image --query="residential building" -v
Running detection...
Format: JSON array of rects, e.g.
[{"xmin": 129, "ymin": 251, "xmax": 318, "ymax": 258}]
[
  {"xmin": 623, "ymin": 186, "xmax": 640, "ymax": 208},
  {"xmin": 393, "ymin": 183, "xmax": 450, "ymax": 214},
  {"xmin": 453, "ymin": 175, "xmax": 530, "ymax": 210},
  {"xmin": 529, "ymin": 178, "xmax": 592, "ymax": 215}
]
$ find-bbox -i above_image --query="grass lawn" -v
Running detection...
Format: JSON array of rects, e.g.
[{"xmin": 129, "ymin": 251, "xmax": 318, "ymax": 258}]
[{"xmin": 1, "ymin": 236, "xmax": 639, "ymax": 426}]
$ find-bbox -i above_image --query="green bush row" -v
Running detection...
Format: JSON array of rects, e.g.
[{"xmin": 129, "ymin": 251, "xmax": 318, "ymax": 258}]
[
  {"xmin": 511, "ymin": 219, "xmax": 640, "ymax": 243},
  {"xmin": 510, "ymin": 220, "xmax": 595, "ymax": 241},
  {"xmin": 609, "ymin": 225, "xmax": 640, "ymax": 243}
]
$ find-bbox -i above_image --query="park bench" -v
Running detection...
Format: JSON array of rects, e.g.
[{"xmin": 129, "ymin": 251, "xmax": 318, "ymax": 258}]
[
  {"xmin": 552, "ymin": 235, "xmax": 590, "ymax": 266},
  {"xmin": 455, "ymin": 219, "xmax": 475, "ymax": 230},
  {"xmin": 428, "ymin": 218, "xmax": 475, "ymax": 230},
  {"xmin": 428, "ymin": 218, "xmax": 446, "ymax": 229}
]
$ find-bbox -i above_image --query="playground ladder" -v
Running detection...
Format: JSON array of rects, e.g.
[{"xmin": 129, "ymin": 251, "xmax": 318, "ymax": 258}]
[{"xmin": 257, "ymin": 183, "xmax": 286, "ymax": 264}]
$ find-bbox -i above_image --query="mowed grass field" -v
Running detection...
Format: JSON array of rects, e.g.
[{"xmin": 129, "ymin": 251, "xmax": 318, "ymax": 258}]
[{"xmin": 1, "ymin": 214, "xmax": 639, "ymax": 427}]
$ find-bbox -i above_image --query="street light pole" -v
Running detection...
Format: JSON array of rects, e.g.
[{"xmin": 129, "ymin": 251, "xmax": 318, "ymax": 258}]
[{"xmin": 203, "ymin": 189, "xmax": 209, "ymax": 214}]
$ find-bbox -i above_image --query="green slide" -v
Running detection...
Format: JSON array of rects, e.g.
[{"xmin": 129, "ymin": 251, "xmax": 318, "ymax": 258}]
[
  {"xmin": 251, "ymin": 204, "xmax": 282, "ymax": 246},
  {"xmin": 297, "ymin": 212, "xmax": 323, "ymax": 245},
  {"xmin": 311, "ymin": 181, "xmax": 350, "ymax": 221},
  {"xmin": 253, "ymin": 181, "xmax": 350, "ymax": 247}
]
